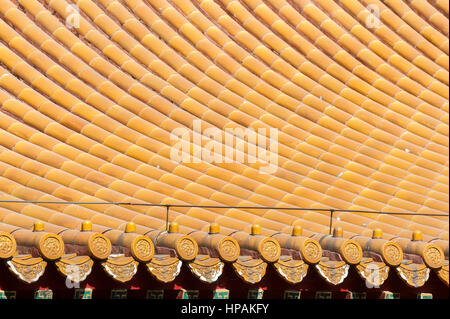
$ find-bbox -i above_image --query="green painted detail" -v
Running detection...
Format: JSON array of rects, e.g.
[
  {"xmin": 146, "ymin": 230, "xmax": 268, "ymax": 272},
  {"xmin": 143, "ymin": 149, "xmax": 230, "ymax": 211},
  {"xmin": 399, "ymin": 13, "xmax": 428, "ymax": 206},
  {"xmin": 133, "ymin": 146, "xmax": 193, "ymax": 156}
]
[
  {"xmin": 248, "ymin": 289, "xmax": 264, "ymax": 299},
  {"xmin": 111, "ymin": 289, "xmax": 127, "ymax": 299},
  {"xmin": 178, "ymin": 290, "xmax": 199, "ymax": 299},
  {"xmin": 284, "ymin": 290, "xmax": 301, "ymax": 299},
  {"xmin": 213, "ymin": 289, "xmax": 229, "ymax": 299},
  {"xmin": 350, "ymin": 292, "xmax": 367, "ymax": 299},
  {"xmin": 147, "ymin": 290, "xmax": 164, "ymax": 299},
  {"xmin": 315, "ymin": 291, "xmax": 332, "ymax": 299},
  {"xmin": 382, "ymin": 292, "xmax": 400, "ymax": 299},
  {"xmin": 35, "ymin": 289, "xmax": 53, "ymax": 300},
  {"xmin": 74, "ymin": 288, "xmax": 93, "ymax": 299}
]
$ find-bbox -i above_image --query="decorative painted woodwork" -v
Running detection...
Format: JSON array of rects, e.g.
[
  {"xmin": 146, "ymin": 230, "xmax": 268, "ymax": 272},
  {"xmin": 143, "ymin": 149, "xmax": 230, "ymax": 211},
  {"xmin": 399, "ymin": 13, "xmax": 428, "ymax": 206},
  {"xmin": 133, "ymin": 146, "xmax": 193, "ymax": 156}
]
[
  {"xmin": 74, "ymin": 288, "xmax": 93, "ymax": 299},
  {"xmin": 34, "ymin": 289, "xmax": 53, "ymax": 299},
  {"xmin": 346, "ymin": 292, "xmax": 367, "ymax": 299},
  {"xmin": 315, "ymin": 291, "xmax": 332, "ymax": 299},
  {"xmin": 0, "ymin": 290, "xmax": 16, "ymax": 299},
  {"xmin": 381, "ymin": 291, "xmax": 400, "ymax": 299},
  {"xmin": 248, "ymin": 288, "xmax": 264, "ymax": 299},
  {"xmin": 284, "ymin": 290, "xmax": 301, "ymax": 299},
  {"xmin": 111, "ymin": 289, "xmax": 127, "ymax": 299},
  {"xmin": 213, "ymin": 289, "xmax": 229, "ymax": 299},
  {"xmin": 177, "ymin": 290, "xmax": 199, "ymax": 299},
  {"xmin": 147, "ymin": 290, "xmax": 164, "ymax": 299}
]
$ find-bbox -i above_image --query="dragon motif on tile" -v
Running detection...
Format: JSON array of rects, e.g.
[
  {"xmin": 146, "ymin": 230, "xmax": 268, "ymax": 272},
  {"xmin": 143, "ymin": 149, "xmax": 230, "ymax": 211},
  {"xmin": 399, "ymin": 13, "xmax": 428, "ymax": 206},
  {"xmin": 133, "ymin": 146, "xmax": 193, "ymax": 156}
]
[
  {"xmin": 102, "ymin": 255, "xmax": 139, "ymax": 282},
  {"xmin": 423, "ymin": 245, "xmax": 445, "ymax": 269},
  {"xmin": 315, "ymin": 260, "xmax": 349, "ymax": 285},
  {"xmin": 301, "ymin": 240, "xmax": 322, "ymax": 264},
  {"xmin": 356, "ymin": 258, "xmax": 389, "ymax": 288},
  {"xmin": 340, "ymin": 241, "xmax": 363, "ymax": 265},
  {"xmin": 147, "ymin": 255, "xmax": 182, "ymax": 283},
  {"xmin": 88, "ymin": 234, "xmax": 111, "ymax": 260},
  {"xmin": 217, "ymin": 237, "xmax": 240, "ymax": 262},
  {"xmin": 261, "ymin": 239, "xmax": 280, "ymax": 262},
  {"xmin": 55, "ymin": 255, "xmax": 93, "ymax": 283},
  {"xmin": 232, "ymin": 257, "xmax": 267, "ymax": 284},
  {"xmin": 0, "ymin": 232, "xmax": 16, "ymax": 259},
  {"xmin": 7, "ymin": 255, "xmax": 47, "ymax": 283},
  {"xmin": 176, "ymin": 237, "xmax": 198, "ymax": 261},
  {"xmin": 188, "ymin": 256, "xmax": 224, "ymax": 283},
  {"xmin": 381, "ymin": 242, "xmax": 403, "ymax": 267},
  {"xmin": 274, "ymin": 257, "xmax": 309, "ymax": 284},
  {"xmin": 396, "ymin": 263, "xmax": 430, "ymax": 288},
  {"xmin": 131, "ymin": 236, "xmax": 155, "ymax": 263}
]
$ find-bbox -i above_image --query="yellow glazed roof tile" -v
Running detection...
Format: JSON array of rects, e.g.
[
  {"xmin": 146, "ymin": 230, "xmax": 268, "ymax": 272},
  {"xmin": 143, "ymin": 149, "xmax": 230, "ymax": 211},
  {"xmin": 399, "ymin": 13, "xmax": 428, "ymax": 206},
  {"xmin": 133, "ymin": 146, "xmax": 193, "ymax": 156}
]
[{"xmin": 0, "ymin": 0, "xmax": 447, "ymax": 292}]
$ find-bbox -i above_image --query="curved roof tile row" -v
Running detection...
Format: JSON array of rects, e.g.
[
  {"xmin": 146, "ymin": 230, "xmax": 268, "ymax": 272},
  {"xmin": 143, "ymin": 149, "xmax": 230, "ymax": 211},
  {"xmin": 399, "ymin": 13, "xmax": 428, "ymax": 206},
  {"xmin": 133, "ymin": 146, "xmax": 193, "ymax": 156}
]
[{"xmin": 0, "ymin": 0, "xmax": 448, "ymax": 291}]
